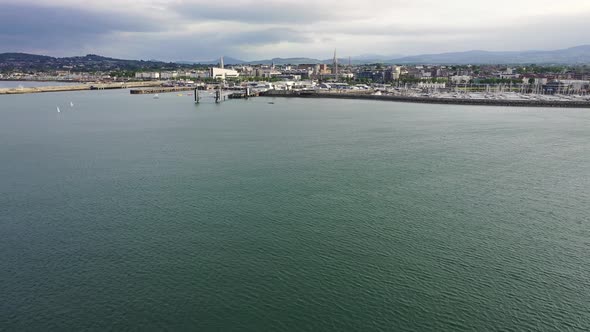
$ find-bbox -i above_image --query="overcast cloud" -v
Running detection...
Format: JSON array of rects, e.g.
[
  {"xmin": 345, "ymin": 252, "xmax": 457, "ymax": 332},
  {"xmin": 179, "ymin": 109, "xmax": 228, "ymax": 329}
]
[{"xmin": 0, "ymin": 0, "xmax": 589, "ymax": 61}]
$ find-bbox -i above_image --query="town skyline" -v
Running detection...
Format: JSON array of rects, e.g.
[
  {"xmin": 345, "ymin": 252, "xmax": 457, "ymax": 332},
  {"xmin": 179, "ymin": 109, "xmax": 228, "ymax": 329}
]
[{"xmin": 1, "ymin": 0, "xmax": 589, "ymax": 61}]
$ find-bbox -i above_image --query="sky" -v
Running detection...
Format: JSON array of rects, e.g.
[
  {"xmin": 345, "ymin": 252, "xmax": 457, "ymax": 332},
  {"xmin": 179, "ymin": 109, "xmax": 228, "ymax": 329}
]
[{"xmin": 1, "ymin": 0, "xmax": 589, "ymax": 61}]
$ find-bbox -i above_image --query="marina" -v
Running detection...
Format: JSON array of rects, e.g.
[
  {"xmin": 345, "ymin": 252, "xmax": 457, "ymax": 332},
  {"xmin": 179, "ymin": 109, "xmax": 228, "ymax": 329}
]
[
  {"xmin": 260, "ymin": 90, "xmax": 590, "ymax": 108},
  {"xmin": 2, "ymin": 79, "xmax": 589, "ymax": 108}
]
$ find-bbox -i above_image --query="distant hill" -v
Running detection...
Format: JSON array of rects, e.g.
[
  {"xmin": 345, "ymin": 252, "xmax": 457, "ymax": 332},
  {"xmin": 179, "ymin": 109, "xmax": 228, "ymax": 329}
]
[
  {"xmin": 248, "ymin": 57, "xmax": 322, "ymax": 65},
  {"xmin": 351, "ymin": 54, "xmax": 405, "ymax": 62},
  {"xmin": 190, "ymin": 56, "xmax": 404, "ymax": 66},
  {"xmin": 190, "ymin": 46, "xmax": 590, "ymax": 66},
  {"xmin": 189, "ymin": 57, "xmax": 323, "ymax": 65},
  {"xmin": 386, "ymin": 45, "xmax": 590, "ymax": 64},
  {"xmin": 244, "ymin": 57, "xmax": 403, "ymax": 66},
  {"xmin": 187, "ymin": 56, "xmax": 246, "ymax": 65},
  {"xmin": 0, "ymin": 52, "xmax": 54, "ymax": 62},
  {"xmin": 189, "ymin": 57, "xmax": 332, "ymax": 66},
  {"xmin": 0, "ymin": 53, "xmax": 195, "ymax": 72},
  {"xmin": 2, "ymin": 45, "xmax": 589, "ymax": 72},
  {"xmin": 215, "ymin": 57, "xmax": 395, "ymax": 66}
]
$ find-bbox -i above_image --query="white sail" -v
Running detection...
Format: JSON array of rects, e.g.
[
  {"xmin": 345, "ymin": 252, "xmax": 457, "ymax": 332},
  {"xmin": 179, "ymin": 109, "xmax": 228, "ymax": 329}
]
[
  {"xmin": 70, "ymin": 101, "xmax": 74, "ymax": 107},
  {"xmin": 57, "ymin": 106, "xmax": 61, "ymax": 113}
]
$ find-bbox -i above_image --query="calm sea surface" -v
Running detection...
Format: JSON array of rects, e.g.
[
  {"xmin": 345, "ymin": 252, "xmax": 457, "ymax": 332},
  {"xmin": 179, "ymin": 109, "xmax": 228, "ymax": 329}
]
[{"xmin": 1, "ymin": 89, "xmax": 589, "ymax": 331}]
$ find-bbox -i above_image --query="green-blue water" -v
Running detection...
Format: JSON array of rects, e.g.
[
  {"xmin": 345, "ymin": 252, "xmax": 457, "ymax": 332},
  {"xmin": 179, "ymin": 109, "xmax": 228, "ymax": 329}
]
[{"xmin": 1, "ymin": 90, "xmax": 589, "ymax": 331}]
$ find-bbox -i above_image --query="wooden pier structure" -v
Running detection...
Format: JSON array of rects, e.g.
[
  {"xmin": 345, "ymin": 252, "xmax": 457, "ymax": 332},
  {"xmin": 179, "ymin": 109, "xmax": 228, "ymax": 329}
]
[{"xmin": 228, "ymin": 87, "xmax": 258, "ymax": 99}]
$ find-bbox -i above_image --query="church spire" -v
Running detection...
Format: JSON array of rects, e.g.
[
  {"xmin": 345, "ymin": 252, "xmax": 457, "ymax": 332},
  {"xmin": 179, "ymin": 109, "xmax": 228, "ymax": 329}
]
[{"xmin": 333, "ymin": 49, "xmax": 338, "ymax": 80}]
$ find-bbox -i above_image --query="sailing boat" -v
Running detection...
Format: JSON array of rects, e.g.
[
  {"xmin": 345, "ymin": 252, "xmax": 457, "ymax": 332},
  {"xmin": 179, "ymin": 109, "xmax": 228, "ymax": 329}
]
[
  {"xmin": 70, "ymin": 101, "xmax": 74, "ymax": 107},
  {"xmin": 56, "ymin": 106, "xmax": 61, "ymax": 113}
]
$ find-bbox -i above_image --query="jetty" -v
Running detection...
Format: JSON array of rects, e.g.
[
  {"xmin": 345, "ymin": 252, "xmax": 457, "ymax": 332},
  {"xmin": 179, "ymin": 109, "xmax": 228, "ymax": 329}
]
[
  {"xmin": 129, "ymin": 86, "xmax": 195, "ymax": 94},
  {"xmin": 260, "ymin": 90, "xmax": 590, "ymax": 108},
  {"xmin": 0, "ymin": 81, "xmax": 163, "ymax": 95},
  {"xmin": 228, "ymin": 88, "xmax": 259, "ymax": 99}
]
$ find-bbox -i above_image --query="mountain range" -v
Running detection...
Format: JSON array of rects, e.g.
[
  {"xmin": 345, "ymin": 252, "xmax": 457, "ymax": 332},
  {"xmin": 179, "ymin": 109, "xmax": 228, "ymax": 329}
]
[
  {"xmin": 1, "ymin": 45, "xmax": 590, "ymax": 73},
  {"xmin": 190, "ymin": 45, "xmax": 590, "ymax": 65},
  {"xmin": 390, "ymin": 45, "xmax": 590, "ymax": 64},
  {"xmin": 188, "ymin": 56, "xmax": 402, "ymax": 66}
]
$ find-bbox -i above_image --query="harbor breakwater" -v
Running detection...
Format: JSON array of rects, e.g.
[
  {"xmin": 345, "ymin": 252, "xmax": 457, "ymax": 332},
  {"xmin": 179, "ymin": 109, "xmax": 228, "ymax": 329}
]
[
  {"xmin": 261, "ymin": 90, "xmax": 590, "ymax": 108},
  {"xmin": 0, "ymin": 81, "xmax": 163, "ymax": 95},
  {"xmin": 129, "ymin": 86, "xmax": 195, "ymax": 94}
]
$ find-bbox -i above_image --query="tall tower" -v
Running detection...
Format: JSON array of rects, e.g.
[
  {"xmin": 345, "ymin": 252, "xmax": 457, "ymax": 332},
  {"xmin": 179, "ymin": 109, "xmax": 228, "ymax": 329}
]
[
  {"xmin": 220, "ymin": 56, "xmax": 224, "ymax": 69},
  {"xmin": 333, "ymin": 49, "xmax": 338, "ymax": 81}
]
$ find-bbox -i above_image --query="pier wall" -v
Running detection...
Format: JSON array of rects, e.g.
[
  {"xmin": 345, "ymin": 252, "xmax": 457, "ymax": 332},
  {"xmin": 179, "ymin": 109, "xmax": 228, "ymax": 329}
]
[
  {"xmin": 260, "ymin": 91, "xmax": 590, "ymax": 108},
  {"xmin": 0, "ymin": 81, "xmax": 163, "ymax": 95},
  {"xmin": 129, "ymin": 87, "xmax": 195, "ymax": 94}
]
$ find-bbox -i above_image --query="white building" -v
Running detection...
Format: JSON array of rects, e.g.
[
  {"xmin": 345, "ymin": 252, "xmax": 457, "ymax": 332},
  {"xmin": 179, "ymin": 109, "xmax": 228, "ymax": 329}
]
[
  {"xmin": 135, "ymin": 72, "xmax": 160, "ymax": 80},
  {"xmin": 189, "ymin": 71, "xmax": 211, "ymax": 79},
  {"xmin": 420, "ymin": 71, "xmax": 432, "ymax": 79},
  {"xmin": 292, "ymin": 80, "xmax": 316, "ymax": 90},
  {"xmin": 210, "ymin": 67, "xmax": 239, "ymax": 80},
  {"xmin": 418, "ymin": 82, "xmax": 446, "ymax": 89},
  {"xmin": 451, "ymin": 75, "xmax": 472, "ymax": 84},
  {"xmin": 254, "ymin": 68, "xmax": 281, "ymax": 78},
  {"xmin": 160, "ymin": 71, "xmax": 179, "ymax": 79},
  {"xmin": 389, "ymin": 66, "xmax": 402, "ymax": 80},
  {"xmin": 557, "ymin": 79, "xmax": 590, "ymax": 90}
]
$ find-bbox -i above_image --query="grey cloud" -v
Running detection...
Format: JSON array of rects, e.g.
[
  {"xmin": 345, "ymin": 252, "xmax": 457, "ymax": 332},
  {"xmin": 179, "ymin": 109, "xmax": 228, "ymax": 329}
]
[
  {"xmin": 220, "ymin": 28, "xmax": 313, "ymax": 45},
  {"xmin": 0, "ymin": 3, "xmax": 165, "ymax": 55},
  {"xmin": 376, "ymin": 14, "xmax": 590, "ymax": 55},
  {"xmin": 1, "ymin": 1, "xmax": 589, "ymax": 61},
  {"xmin": 102, "ymin": 28, "xmax": 313, "ymax": 61},
  {"xmin": 168, "ymin": 2, "xmax": 338, "ymax": 24},
  {"xmin": 0, "ymin": 4, "xmax": 159, "ymax": 35}
]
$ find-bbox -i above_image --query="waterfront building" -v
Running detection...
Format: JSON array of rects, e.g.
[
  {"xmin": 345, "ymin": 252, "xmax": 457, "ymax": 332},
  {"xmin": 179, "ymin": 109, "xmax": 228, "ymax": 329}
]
[
  {"xmin": 384, "ymin": 67, "xmax": 401, "ymax": 82},
  {"xmin": 451, "ymin": 75, "xmax": 472, "ymax": 83},
  {"xmin": 274, "ymin": 74, "xmax": 302, "ymax": 81},
  {"xmin": 356, "ymin": 70, "xmax": 384, "ymax": 82},
  {"xmin": 160, "ymin": 71, "xmax": 179, "ymax": 79},
  {"xmin": 189, "ymin": 71, "xmax": 210, "ymax": 79},
  {"xmin": 417, "ymin": 82, "xmax": 446, "ymax": 89},
  {"xmin": 210, "ymin": 67, "xmax": 239, "ymax": 80},
  {"xmin": 545, "ymin": 80, "xmax": 590, "ymax": 94},
  {"xmin": 319, "ymin": 64, "xmax": 330, "ymax": 74},
  {"xmin": 134, "ymin": 72, "xmax": 160, "ymax": 80},
  {"xmin": 254, "ymin": 67, "xmax": 281, "ymax": 78}
]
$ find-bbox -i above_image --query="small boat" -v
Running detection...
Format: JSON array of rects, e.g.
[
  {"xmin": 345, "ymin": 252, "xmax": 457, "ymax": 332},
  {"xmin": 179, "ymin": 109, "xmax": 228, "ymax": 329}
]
[
  {"xmin": 268, "ymin": 102, "xmax": 275, "ymax": 104},
  {"xmin": 153, "ymin": 94, "xmax": 159, "ymax": 99}
]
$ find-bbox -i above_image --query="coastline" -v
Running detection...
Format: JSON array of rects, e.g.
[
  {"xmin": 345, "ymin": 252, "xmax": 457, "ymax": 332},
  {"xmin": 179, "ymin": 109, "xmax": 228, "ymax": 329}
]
[
  {"xmin": 260, "ymin": 90, "xmax": 590, "ymax": 109},
  {"xmin": 0, "ymin": 81, "xmax": 163, "ymax": 95}
]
